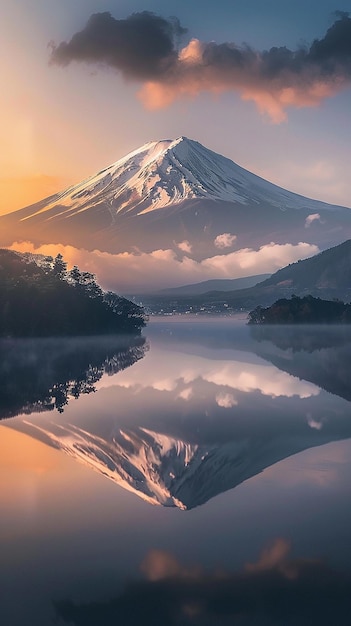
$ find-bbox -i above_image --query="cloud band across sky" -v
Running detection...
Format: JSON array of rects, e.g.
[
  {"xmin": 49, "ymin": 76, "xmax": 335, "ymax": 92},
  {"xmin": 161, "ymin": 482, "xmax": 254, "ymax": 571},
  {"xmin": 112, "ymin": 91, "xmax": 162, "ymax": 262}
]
[
  {"xmin": 9, "ymin": 240, "xmax": 319, "ymax": 292},
  {"xmin": 50, "ymin": 11, "xmax": 351, "ymax": 121}
]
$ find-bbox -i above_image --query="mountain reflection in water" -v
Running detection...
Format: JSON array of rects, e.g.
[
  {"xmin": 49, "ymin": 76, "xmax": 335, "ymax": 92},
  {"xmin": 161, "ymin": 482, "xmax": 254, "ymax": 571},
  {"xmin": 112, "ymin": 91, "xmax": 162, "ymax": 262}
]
[{"xmin": 7, "ymin": 321, "xmax": 351, "ymax": 511}]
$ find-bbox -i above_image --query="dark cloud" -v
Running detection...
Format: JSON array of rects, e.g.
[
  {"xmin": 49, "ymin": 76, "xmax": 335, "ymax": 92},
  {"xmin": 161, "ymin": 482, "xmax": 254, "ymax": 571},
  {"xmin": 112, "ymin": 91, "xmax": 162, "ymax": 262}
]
[
  {"xmin": 175, "ymin": 12, "xmax": 351, "ymax": 86},
  {"xmin": 139, "ymin": 12, "xmax": 351, "ymax": 120},
  {"xmin": 50, "ymin": 11, "xmax": 186, "ymax": 79},
  {"xmin": 201, "ymin": 12, "xmax": 351, "ymax": 79},
  {"xmin": 308, "ymin": 12, "xmax": 351, "ymax": 67},
  {"xmin": 50, "ymin": 11, "xmax": 351, "ymax": 120}
]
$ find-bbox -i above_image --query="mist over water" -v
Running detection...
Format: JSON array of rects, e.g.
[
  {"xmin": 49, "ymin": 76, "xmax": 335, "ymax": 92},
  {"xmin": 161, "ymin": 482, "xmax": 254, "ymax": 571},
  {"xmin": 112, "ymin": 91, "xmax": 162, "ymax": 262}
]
[{"xmin": 1, "ymin": 318, "xmax": 351, "ymax": 625}]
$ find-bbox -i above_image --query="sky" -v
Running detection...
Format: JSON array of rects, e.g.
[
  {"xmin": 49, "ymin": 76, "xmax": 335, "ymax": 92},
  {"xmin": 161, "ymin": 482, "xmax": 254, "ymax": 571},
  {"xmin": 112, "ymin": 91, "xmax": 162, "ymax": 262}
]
[{"xmin": 1, "ymin": 0, "xmax": 351, "ymax": 217}]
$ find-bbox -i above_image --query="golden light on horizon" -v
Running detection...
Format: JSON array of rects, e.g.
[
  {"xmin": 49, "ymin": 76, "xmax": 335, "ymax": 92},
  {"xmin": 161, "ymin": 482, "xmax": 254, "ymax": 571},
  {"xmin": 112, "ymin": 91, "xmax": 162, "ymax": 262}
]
[
  {"xmin": 0, "ymin": 425, "xmax": 61, "ymax": 474},
  {"xmin": 0, "ymin": 175, "xmax": 73, "ymax": 216}
]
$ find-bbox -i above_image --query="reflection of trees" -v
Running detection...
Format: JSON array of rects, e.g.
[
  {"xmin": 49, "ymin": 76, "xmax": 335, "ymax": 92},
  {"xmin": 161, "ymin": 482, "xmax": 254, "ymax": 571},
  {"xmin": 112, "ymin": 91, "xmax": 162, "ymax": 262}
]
[
  {"xmin": 251, "ymin": 325, "xmax": 351, "ymax": 401},
  {"xmin": 55, "ymin": 540, "xmax": 351, "ymax": 625},
  {"xmin": 250, "ymin": 324, "xmax": 351, "ymax": 352},
  {"xmin": 0, "ymin": 335, "xmax": 147, "ymax": 420}
]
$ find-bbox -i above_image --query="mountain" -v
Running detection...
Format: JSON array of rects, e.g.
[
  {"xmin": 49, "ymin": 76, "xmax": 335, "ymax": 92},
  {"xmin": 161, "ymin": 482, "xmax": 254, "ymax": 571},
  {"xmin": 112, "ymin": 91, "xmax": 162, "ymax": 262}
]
[
  {"xmin": 141, "ymin": 239, "xmax": 351, "ymax": 312},
  {"xmin": 156, "ymin": 274, "xmax": 271, "ymax": 296},
  {"xmin": 1, "ymin": 137, "xmax": 351, "ymax": 258}
]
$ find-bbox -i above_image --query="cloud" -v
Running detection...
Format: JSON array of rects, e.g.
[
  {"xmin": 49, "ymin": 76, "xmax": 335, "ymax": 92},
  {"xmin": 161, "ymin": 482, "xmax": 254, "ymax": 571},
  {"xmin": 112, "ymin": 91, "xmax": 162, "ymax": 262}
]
[
  {"xmin": 50, "ymin": 11, "xmax": 186, "ymax": 80},
  {"xmin": 8, "ymin": 240, "xmax": 318, "ymax": 292},
  {"xmin": 51, "ymin": 12, "xmax": 351, "ymax": 121},
  {"xmin": 305, "ymin": 213, "xmax": 322, "ymax": 227},
  {"xmin": 214, "ymin": 233, "xmax": 237, "ymax": 249},
  {"xmin": 177, "ymin": 240, "xmax": 192, "ymax": 254},
  {"xmin": 201, "ymin": 242, "xmax": 318, "ymax": 276},
  {"xmin": 140, "ymin": 13, "xmax": 351, "ymax": 121}
]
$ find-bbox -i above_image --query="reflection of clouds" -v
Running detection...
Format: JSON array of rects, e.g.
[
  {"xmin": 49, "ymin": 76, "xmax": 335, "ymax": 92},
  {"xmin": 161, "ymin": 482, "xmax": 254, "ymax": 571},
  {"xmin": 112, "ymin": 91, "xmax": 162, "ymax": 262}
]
[
  {"xmin": 245, "ymin": 538, "xmax": 298, "ymax": 579},
  {"xmin": 141, "ymin": 549, "xmax": 200, "ymax": 581},
  {"xmin": 55, "ymin": 537, "xmax": 351, "ymax": 625},
  {"xmin": 216, "ymin": 392, "xmax": 237, "ymax": 408},
  {"xmin": 307, "ymin": 413, "xmax": 323, "ymax": 430},
  {"xmin": 150, "ymin": 377, "xmax": 177, "ymax": 392},
  {"xmin": 108, "ymin": 349, "xmax": 320, "ymax": 400},
  {"xmin": 142, "ymin": 540, "xmax": 295, "ymax": 583},
  {"xmin": 177, "ymin": 387, "xmax": 193, "ymax": 401},
  {"xmin": 204, "ymin": 364, "xmax": 319, "ymax": 398}
]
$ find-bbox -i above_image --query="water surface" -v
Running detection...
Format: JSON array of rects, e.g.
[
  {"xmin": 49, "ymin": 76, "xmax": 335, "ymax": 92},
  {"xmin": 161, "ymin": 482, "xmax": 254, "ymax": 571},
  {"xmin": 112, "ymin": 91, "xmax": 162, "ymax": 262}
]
[{"xmin": 1, "ymin": 318, "xmax": 351, "ymax": 625}]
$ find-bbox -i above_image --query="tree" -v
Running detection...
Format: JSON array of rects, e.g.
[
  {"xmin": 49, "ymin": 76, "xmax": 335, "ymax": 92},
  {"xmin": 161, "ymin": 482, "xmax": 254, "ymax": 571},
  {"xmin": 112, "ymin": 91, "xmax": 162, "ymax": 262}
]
[
  {"xmin": 247, "ymin": 305, "xmax": 265, "ymax": 324},
  {"xmin": 52, "ymin": 254, "xmax": 67, "ymax": 280},
  {"xmin": 0, "ymin": 249, "xmax": 146, "ymax": 337},
  {"xmin": 69, "ymin": 265, "xmax": 82, "ymax": 287}
]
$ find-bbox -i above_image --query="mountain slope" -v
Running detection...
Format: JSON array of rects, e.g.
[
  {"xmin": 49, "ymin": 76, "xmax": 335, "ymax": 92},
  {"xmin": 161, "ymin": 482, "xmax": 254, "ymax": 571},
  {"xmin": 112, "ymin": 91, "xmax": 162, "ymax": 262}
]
[
  {"xmin": 156, "ymin": 274, "xmax": 271, "ymax": 296},
  {"xmin": 1, "ymin": 137, "xmax": 351, "ymax": 256},
  {"xmin": 1, "ymin": 137, "xmax": 343, "ymax": 219},
  {"xmin": 257, "ymin": 238, "xmax": 351, "ymax": 291},
  {"xmin": 141, "ymin": 239, "xmax": 351, "ymax": 312}
]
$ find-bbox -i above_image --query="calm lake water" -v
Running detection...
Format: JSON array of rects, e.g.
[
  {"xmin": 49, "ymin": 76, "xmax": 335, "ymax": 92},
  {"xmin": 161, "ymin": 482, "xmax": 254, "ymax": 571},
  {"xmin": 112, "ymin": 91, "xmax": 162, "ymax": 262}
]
[{"xmin": 1, "ymin": 318, "xmax": 351, "ymax": 625}]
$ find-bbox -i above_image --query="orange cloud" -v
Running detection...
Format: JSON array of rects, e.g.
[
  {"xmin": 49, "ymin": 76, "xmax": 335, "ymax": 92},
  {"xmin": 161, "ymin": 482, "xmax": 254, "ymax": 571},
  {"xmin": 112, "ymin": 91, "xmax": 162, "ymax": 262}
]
[
  {"xmin": 51, "ymin": 12, "xmax": 351, "ymax": 122},
  {"xmin": 139, "ymin": 39, "xmax": 347, "ymax": 123}
]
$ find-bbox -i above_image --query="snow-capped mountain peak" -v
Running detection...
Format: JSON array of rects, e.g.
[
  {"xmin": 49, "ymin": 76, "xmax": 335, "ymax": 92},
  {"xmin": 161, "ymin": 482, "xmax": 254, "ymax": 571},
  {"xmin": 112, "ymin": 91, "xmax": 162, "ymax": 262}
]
[
  {"xmin": 21, "ymin": 136, "xmax": 249, "ymax": 222},
  {"xmin": 18, "ymin": 135, "xmax": 341, "ymax": 225},
  {"xmin": 2, "ymin": 135, "xmax": 351, "ymax": 265}
]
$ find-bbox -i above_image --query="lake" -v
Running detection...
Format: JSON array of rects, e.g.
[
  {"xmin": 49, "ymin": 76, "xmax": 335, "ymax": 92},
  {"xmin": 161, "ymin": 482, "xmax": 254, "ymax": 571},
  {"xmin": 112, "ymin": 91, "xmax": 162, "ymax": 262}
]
[{"xmin": 1, "ymin": 317, "xmax": 351, "ymax": 625}]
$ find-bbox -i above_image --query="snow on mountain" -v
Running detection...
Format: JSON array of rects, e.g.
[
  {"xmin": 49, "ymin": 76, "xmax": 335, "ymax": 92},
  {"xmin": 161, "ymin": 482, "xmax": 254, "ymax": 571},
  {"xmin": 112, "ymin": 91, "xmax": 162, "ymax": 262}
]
[
  {"xmin": 22, "ymin": 420, "xmax": 207, "ymax": 509},
  {"xmin": 16, "ymin": 137, "xmax": 346, "ymax": 223},
  {"xmin": 17, "ymin": 417, "xmax": 337, "ymax": 510},
  {"xmin": 1, "ymin": 136, "xmax": 351, "ymax": 266}
]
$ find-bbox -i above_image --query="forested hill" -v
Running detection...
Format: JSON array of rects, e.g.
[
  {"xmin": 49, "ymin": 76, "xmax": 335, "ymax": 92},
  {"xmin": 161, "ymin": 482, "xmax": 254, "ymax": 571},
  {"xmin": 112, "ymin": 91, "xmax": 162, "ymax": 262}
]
[
  {"xmin": 0, "ymin": 249, "xmax": 145, "ymax": 337},
  {"xmin": 248, "ymin": 295, "xmax": 351, "ymax": 325}
]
